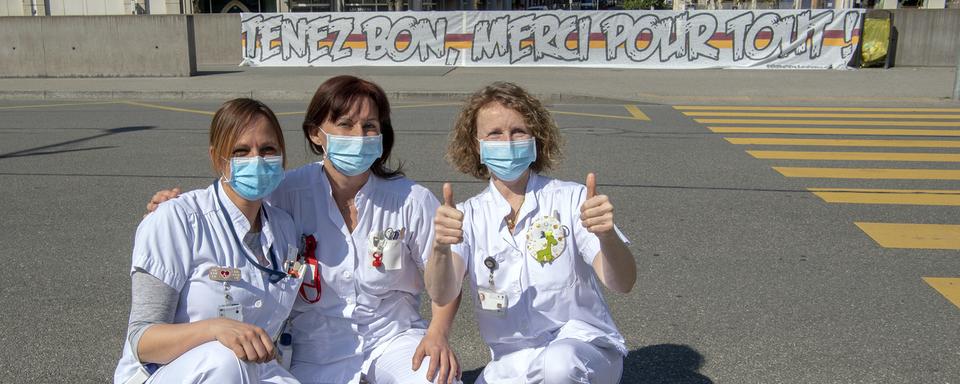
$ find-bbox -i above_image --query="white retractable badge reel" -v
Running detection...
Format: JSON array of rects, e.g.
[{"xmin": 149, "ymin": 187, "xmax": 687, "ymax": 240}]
[
  {"xmin": 210, "ymin": 266, "xmax": 244, "ymax": 321},
  {"xmin": 477, "ymin": 256, "xmax": 507, "ymax": 314}
]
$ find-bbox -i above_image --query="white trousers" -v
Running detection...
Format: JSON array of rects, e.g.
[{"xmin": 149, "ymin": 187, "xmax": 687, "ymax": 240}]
[
  {"xmin": 146, "ymin": 341, "xmax": 300, "ymax": 384},
  {"xmin": 365, "ymin": 332, "xmax": 459, "ymax": 384},
  {"xmin": 477, "ymin": 339, "xmax": 623, "ymax": 384},
  {"xmin": 295, "ymin": 331, "xmax": 461, "ymax": 384}
]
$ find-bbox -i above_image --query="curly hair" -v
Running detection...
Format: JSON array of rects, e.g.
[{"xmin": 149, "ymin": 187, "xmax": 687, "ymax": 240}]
[
  {"xmin": 302, "ymin": 75, "xmax": 403, "ymax": 179},
  {"xmin": 448, "ymin": 82, "xmax": 562, "ymax": 180}
]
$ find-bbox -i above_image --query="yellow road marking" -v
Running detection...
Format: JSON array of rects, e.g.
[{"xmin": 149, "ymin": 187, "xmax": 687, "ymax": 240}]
[
  {"xmin": 0, "ymin": 101, "xmax": 118, "ymax": 110},
  {"xmin": 697, "ymin": 118, "xmax": 960, "ymax": 127},
  {"xmin": 774, "ymin": 167, "xmax": 960, "ymax": 180},
  {"xmin": 725, "ymin": 138, "xmax": 960, "ymax": 148},
  {"xmin": 685, "ymin": 112, "xmax": 960, "ymax": 119},
  {"xmin": 710, "ymin": 127, "xmax": 960, "ymax": 136},
  {"xmin": 923, "ymin": 278, "xmax": 960, "ymax": 310},
  {"xmin": 808, "ymin": 188, "xmax": 960, "ymax": 206},
  {"xmin": 675, "ymin": 106, "xmax": 960, "ymax": 112},
  {"xmin": 549, "ymin": 110, "xmax": 647, "ymax": 121},
  {"xmin": 624, "ymin": 105, "xmax": 651, "ymax": 121},
  {"xmin": 747, "ymin": 150, "xmax": 960, "ymax": 162},
  {"xmin": 856, "ymin": 222, "xmax": 960, "ymax": 249},
  {"xmin": 122, "ymin": 101, "xmax": 214, "ymax": 116}
]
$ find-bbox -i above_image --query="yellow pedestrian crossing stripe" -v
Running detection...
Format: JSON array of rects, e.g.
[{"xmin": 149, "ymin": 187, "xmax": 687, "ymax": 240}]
[
  {"xmin": 686, "ymin": 112, "xmax": 960, "ymax": 119},
  {"xmin": 774, "ymin": 167, "xmax": 960, "ymax": 180},
  {"xmin": 725, "ymin": 138, "xmax": 960, "ymax": 148},
  {"xmin": 698, "ymin": 119, "xmax": 960, "ymax": 127},
  {"xmin": 748, "ymin": 150, "xmax": 960, "ymax": 162},
  {"xmin": 808, "ymin": 188, "xmax": 960, "ymax": 206},
  {"xmin": 675, "ymin": 106, "xmax": 960, "ymax": 112},
  {"xmin": 685, "ymin": 104, "xmax": 960, "ymax": 312},
  {"xmin": 923, "ymin": 278, "xmax": 960, "ymax": 310},
  {"xmin": 710, "ymin": 127, "xmax": 960, "ymax": 136},
  {"xmin": 855, "ymin": 223, "xmax": 960, "ymax": 250}
]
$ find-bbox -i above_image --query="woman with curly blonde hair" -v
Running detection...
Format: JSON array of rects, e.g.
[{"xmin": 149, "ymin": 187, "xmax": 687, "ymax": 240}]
[{"xmin": 426, "ymin": 82, "xmax": 637, "ymax": 384}]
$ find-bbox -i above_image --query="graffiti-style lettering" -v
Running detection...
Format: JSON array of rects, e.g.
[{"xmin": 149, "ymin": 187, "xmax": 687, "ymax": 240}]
[
  {"xmin": 602, "ymin": 13, "xmax": 714, "ymax": 62},
  {"xmin": 306, "ymin": 16, "xmax": 331, "ymax": 63},
  {"xmin": 743, "ymin": 13, "xmax": 783, "ymax": 60},
  {"xmin": 258, "ymin": 15, "xmax": 282, "ymax": 62},
  {"xmin": 793, "ymin": 10, "xmax": 833, "ymax": 59},
  {"xmin": 472, "ymin": 16, "xmax": 510, "ymax": 61},
  {"xmin": 241, "ymin": 14, "xmax": 263, "ymax": 59},
  {"xmin": 600, "ymin": 13, "xmax": 639, "ymax": 61},
  {"xmin": 726, "ymin": 12, "xmax": 753, "ymax": 62},
  {"xmin": 507, "ymin": 15, "xmax": 535, "ymax": 64},
  {"xmin": 280, "ymin": 17, "xmax": 308, "ymax": 60},
  {"xmin": 687, "ymin": 13, "xmax": 719, "ymax": 61},
  {"xmin": 841, "ymin": 10, "xmax": 860, "ymax": 58},
  {"xmin": 241, "ymin": 10, "xmax": 865, "ymax": 70}
]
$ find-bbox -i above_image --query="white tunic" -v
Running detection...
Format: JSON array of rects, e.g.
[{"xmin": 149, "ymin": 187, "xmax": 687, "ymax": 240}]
[
  {"xmin": 266, "ymin": 162, "xmax": 440, "ymax": 384},
  {"xmin": 114, "ymin": 183, "xmax": 302, "ymax": 384},
  {"xmin": 451, "ymin": 173, "xmax": 629, "ymax": 381}
]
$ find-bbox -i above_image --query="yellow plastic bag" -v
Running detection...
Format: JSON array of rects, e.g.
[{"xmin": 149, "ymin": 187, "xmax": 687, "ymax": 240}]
[{"xmin": 861, "ymin": 18, "xmax": 891, "ymax": 67}]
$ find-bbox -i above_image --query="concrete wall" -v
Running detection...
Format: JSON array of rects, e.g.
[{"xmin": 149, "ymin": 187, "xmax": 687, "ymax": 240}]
[
  {"xmin": 0, "ymin": 10, "xmax": 958, "ymax": 76},
  {"xmin": 0, "ymin": 15, "xmax": 196, "ymax": 77},
  {"xmin": 890, "ymin": 9, "xmax": 960, "ymax": 67},
  {"xmin": 0, "ymin": 0, "xmax": 187, "ymax": 15},
  {"xmin": 0, "ymin": 0, "xmax": 24, "ymax": 15},
  {"xmin": 192, "ymin": 14, "xmax": 240, "ymax": 66}
]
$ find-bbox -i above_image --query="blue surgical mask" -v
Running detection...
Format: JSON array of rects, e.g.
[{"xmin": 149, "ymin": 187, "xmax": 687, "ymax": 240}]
[
  {"xmin": 479, "ymin": 138, "xmax": 537, "ymax": 182},
  {"xmin": 322, "ymin": 129, "xmax": 383, "ymax": 176},
  {"xmin": 224, "ymin": 155, "xmax": 285, "ymax": 200}
]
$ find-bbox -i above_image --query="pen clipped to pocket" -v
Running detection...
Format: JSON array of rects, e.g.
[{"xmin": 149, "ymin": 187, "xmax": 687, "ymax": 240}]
[{"xmin": 369, "ymin": 227, "xmax": 404, "ymax": 271}]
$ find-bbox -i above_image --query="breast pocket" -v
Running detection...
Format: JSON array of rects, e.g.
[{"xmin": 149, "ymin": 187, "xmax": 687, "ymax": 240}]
[
  {"xmin": 525, "ymin": 215, "xmax": 578, "ymax": 291},
  {"xmin": 360, "ymin": 230, "xmax": 409, "ymax": 290}
]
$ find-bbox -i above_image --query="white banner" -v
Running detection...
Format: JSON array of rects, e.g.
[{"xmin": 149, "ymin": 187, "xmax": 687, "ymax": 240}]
[{"xmin": 241, "ymin": 10, "xmax": 864, "ymax": 69}]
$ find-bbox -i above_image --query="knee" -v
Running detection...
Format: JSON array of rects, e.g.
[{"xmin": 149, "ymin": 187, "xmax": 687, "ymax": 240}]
[
  {"xmin": 190, "ymin": 341, "xmax": 253, "ymax": 382},
  {"xmin": 539, "ymin": 342, "xmax": 588, "ymax": 383}
]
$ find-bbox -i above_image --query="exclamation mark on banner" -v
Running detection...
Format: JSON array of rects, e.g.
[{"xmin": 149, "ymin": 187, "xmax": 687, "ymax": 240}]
[{"xmin": 841, "ymin": 11, "xmax": 860, "ymax": 58}]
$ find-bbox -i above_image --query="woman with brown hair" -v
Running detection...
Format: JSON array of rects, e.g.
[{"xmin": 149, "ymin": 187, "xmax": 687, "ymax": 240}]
[
  {"xmin": 426, "ymin": 82, "xmax": 637, "ymax": 384},
  {"xmin": 145, "ymin": 76, "xmax": 461, "ymax": 384},
  {"xmin": 115, "ymin": 98, "xmax": 303, "ymax": 384},
  {"xmin": 269, "ymin": 75, "xmax": 461, "ymax": 384}
]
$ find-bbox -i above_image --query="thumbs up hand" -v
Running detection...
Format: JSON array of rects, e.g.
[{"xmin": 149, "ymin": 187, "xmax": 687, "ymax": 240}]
[
  {"xmin": 580, "ymin": 173, "xmax": 615, "ymax": 235},
  {"xmin": 434, "ymin": 183, "xmax": 465, "ymax": 246}
]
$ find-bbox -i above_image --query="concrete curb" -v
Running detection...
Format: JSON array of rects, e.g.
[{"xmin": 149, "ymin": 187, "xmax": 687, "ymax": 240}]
[{"xmin": 1, "ymin": 89, "xmax": 957, "ymax": 105}]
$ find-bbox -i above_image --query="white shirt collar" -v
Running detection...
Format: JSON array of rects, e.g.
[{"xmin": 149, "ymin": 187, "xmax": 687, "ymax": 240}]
[{"xmin": 484, "ymin": 171, "xmax": 541, "ymax": 234}]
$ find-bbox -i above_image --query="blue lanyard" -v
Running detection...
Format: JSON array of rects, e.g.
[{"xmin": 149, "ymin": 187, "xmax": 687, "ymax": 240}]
[{"xmin": 214, "ymin": 180, "xmax": 287, "ymax": 284}]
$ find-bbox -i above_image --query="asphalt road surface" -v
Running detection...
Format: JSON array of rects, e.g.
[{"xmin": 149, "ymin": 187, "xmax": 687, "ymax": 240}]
[{"xmin": 1, "ymin": 99, "xmax": 957, "ymax": 383}]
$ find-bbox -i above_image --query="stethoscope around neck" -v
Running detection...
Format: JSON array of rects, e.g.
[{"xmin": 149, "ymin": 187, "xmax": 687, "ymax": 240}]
[{"xmin": 213, "ymin": 180, "xmax": 289, "ymax": 284}]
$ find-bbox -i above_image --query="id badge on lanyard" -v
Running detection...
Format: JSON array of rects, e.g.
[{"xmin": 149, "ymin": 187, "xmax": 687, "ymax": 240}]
[
  {"xmin": 478, "ymin": 256, "xmax": 507, "ymax": 314},
  {"xmin": 210, "ymin": 266, "xmax": 244, "ymax": 322}
]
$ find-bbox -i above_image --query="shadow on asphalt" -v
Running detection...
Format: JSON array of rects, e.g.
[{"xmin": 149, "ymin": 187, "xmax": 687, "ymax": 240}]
[
  {"xmin": 0, "ymin": 126, "xmax": 155, "ymax": 159},
  {"xmin": 622, "ymin": 344, "xmax": 713, "ymax": 383},
  {"xmin": 460, "ymin": 343, "xmax": 712, "ymax": 383},
  {"xmin": 191, "ymin": 70, "xmax": 244, "ymax": 77}
]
